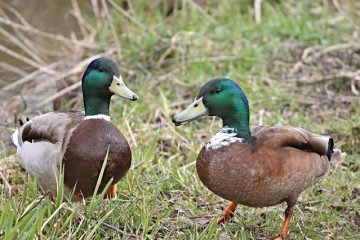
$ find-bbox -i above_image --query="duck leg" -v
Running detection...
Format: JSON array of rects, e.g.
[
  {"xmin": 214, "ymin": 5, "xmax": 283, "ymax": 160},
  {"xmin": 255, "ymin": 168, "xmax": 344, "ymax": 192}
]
[
  {"xmin": 267, "ymin": 203, "xmax": 295, "ymax": 240},
  {"xmin": 105, "ymin": 185, "xmax": 117, "ymax": 199},
  {"xmin": 217, "ymin": 202, "xmax": 238, "ymax": 224}
]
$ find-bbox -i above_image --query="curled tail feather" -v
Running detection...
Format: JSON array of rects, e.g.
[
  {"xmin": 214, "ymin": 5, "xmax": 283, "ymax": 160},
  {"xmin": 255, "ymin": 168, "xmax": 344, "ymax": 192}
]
[
  {"xmin": 11, "ymin": 129, "xmax": 20, "ymax": 148},
  {"xmin": 330, "ymin": 149, "xmax": 346, "ymax": 167},
  {"xmin": 327, "ymin": 138, "xmax": 334, "ymax": 160}
]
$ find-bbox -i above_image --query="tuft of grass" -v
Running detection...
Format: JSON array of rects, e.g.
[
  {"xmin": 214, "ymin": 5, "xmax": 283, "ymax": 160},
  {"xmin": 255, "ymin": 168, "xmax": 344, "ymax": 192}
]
[{"xmin": 1, "ymin": 0, "xmax": 360, "ymax": 239}]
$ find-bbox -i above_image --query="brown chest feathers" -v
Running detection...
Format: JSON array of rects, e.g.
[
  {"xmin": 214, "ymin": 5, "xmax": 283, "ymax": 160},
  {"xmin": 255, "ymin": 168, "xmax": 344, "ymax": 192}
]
[{"xmin": 63, "ymin": 119, "xmax": 131, "ymax": 199}]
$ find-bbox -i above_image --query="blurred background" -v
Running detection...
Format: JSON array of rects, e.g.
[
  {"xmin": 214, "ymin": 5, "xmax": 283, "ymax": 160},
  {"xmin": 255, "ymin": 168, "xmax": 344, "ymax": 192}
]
[{"xmin": 0, "ymin": 0, "xmax": 359, "ymax": 238}]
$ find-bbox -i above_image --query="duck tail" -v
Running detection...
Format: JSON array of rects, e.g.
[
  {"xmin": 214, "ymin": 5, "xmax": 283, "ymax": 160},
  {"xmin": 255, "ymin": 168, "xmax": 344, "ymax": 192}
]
[
  {"xmin": 326, "ymin": 138, "xmax": 334, "ymax": 160},
  {"xmin": 330, "ymin": 148, "xmax": 346, "ymax": 166},
  {"xmin": 11, "ymin": 128, "xmax": 20, "ymax": 148},
  {"xmin": 326, "ymin": 138, "xmax": 346, "ymax": 167},
  {"xmin": 12, "ymin": 116, "xmax": 30, "ymax": 148}
]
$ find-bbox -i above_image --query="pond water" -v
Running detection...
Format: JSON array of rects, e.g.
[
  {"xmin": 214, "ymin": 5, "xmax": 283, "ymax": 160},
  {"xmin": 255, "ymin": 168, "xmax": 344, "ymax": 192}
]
[
  {"xmin": 0, "ymin": 0, "xmax": 91, "ymax": 88},
  {"xmin": 0, "ymin": 0, "xmax": 92, "ymax": 154}
]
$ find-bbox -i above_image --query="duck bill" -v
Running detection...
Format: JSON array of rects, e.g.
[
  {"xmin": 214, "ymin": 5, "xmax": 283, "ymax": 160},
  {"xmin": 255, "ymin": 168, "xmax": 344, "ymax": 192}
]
[
  {"xmin": 109, "ymin": 75, "xmax": 138, "ymax": 101},
  {"xmin": 172, "ymin": 97, "xmax": 208, "ymax": 126}
]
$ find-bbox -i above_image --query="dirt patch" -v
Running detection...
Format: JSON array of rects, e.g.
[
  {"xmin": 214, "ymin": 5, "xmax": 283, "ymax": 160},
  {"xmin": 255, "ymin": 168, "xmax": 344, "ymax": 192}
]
[{"xmin": 271, "ymin": 41, "xmax": 360, "ymax": 103}]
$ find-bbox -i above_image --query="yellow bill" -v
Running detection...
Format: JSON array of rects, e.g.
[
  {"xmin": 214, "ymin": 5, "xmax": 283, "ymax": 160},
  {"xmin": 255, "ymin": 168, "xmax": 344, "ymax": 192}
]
[
  {"xmin": 172, "ymin": 97, "xmax": 208, "ymax": 126},
  {"xmin": 109, "ymin": 75, "xmax": 138, "ymax": 101}
]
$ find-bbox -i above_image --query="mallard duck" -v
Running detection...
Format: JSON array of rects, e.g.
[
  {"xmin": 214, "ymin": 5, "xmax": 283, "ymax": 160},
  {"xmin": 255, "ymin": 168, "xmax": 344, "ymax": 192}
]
[
  {"xmin": 172, "ymin": 78, "xmax": 344, "ymax": 240},
  {"xmin": 12, "ymin": 57, "xmax": 138, "ymax": 201}
]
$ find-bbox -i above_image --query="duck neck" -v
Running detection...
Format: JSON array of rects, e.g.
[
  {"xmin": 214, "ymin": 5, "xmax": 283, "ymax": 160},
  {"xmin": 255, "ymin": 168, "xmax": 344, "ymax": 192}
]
[
  {"xmin": 222, "ymin": 117, "xmax": 251, "ymax": 139},
  {"xmin": 83, "ymin": 95, "xmax": 111, "ymax": 116},
  {"xmin": 221, "ymin": 103, "xmax": 252, "ymax": 142}
]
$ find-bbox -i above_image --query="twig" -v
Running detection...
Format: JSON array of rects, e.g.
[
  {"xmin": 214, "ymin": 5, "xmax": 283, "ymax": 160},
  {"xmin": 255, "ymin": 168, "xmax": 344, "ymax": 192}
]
[
  {"xmin": 102, "ymin": 221, "xmax": 137, "ymax": 237},
  {"xmin": 258, "ymin": 109, "xmax": 265, "ymax": 126},
  {"xmin": 159, "ymin": 113, "xmax": 191, "ymax": 149},
  {"xmin": 0, "ymin": 61, "xmax": 27, "ymax": 77},
  {"xmin": 0, "ymin": 8, "xmax": 46, "ymax": 63},
  {"xmin": 289, "ymin": 42, "xmax": 360, "ymax": 77},
  {"xmin": 295, "ymin": 70, "xmax": 360, "ymax": 85},
  {"xmin": 40, "ymin": 202, "xmax": 66, "ymax": 232},
  {"xmin": 71, "ymin": 0, "xmax": 96, "ymax": 37},
  {"xmin": 157, "ymin": 44, "xmax": 176, "ymax": 67},
  {"xmin": 162, "ymin": 55, "xmax": 245, "ymax": 65},
  {"xmin": 331, "ymin": 0, "xmax": 343, "ymax": 13},
  {"xmin": 101, "ymin": 0, "xmax": 122, "ymax": 60},
  {"xmin": 0, "ymin": 17, "xmax": 96, "ymax": 49},
  {"xmin": 64, "ymin": 204, "xmax": 137, "ymax": 237},
  {"xmin": 101, "ymin": 221, "xmax": 124, "ymax": 233},
  {"xmin": 131, "ymin": 161, "xmax": 144, "ymax": 170},
  {"xmin": 0, "ymin": 170, "xmax": 11, "ymax": 195},
  {"xmin": 187, "ymin": 0, "xmax": 217, "ymax": 24},
  {"xmin": 1, "ymin": 62, "xmax": 59, "ymax": 92},
  {"xmin": 0, "ymin": 27, "xmax": 46, "ymax": 65},
  {"xmin": 179, "ymin": 160, "xmax": 196, "ymax": 171},
  {"xmin": 301, "ymin": 42, "xmax": 360, "ymax": 64},
  {"xmin": 108, "ymin": 0, "xmax": 152, "ymax": 34},
  {"xmin": 188, "ymin": 215, "xmax": 212, "ymax": 220},
  {"xmin": 32, "ymin": 81, "xmax": 82, "ymax": 111},
  {"xmin": 0, "ymin": 44, "xmax": 57, "ymax": 75},
  {"xmin": 18, "ymin": 192, "xmax": 50, "ymax": 222},
  {"xmin": 0, "ymin": 2, "xmax": 40, "ymax": 31},
  {"xmin": 125, "ymin": 119, "xmax": 138, "ymax": 147},
  {"xmin": 254, "ymin": 0, "xmax": 263, "ymax": 23},
  {"xmin": 71, "ymin": 0, "xmax": 89, "ymax": 37},
  {"xmin": 26, "ymin": 49, "xmax": 115, "ymax": 111},
  {"xmin": 351, "ymin": 77, "xmax": 360, "ymax": 95},
  {"xmin": 91, "ymin": 0, "xmax": 102, "ymax": 28}
]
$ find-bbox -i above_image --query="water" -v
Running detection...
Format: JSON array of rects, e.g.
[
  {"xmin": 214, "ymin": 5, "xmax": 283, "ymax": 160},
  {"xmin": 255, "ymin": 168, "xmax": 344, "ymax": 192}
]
[
  {"xmin": 0, "ymin": 0, "xmax": 91, "ymax": 154},
  {"xmin": 0, "ymin": 0, "xmax": 90, "ymax": 88}
]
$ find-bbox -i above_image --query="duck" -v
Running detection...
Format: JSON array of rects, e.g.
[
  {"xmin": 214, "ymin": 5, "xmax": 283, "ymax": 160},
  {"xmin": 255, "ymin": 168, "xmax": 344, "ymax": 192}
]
[
  {"xmin": 11, "ymin": 57, "xmax": 138, "ymax": 201},
  {"xmin": 172, "ymin": 78, "xmax": 344, "ymax": 240}
]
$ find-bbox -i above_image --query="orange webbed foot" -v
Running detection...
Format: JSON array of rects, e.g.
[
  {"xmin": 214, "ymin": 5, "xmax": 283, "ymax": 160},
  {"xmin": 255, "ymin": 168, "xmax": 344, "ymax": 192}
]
[
  {"xmin": 217, "ymin": 202, "xmax": 237, "ymax": 224},
  {"xmin": 263, "ymin": 203, "xmax": 295, "ymax": 240},
  {"xmin": 105, "ymin": 185, "xmax": 117, "ymax": 199}
]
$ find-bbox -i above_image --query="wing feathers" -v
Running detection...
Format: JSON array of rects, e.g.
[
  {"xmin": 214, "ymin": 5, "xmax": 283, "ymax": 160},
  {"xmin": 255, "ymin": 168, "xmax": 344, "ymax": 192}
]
[
  {"xmin": 253, "ymin": 126, "xmax": 332, "ymax": 157},
  {"xmin": 15, "ymin": 111, "xmax": 84, "ymax": 146}
]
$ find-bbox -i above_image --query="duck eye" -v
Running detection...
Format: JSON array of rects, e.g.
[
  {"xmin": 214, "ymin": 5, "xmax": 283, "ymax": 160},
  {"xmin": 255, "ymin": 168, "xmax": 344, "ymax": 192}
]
[
  {"xmin": 215, "ymin": 88, "xmax": 222, "ymax": 93},
  {"xmin": 98, "ymin": 68, "xmax": 104, "ymax": 72}
]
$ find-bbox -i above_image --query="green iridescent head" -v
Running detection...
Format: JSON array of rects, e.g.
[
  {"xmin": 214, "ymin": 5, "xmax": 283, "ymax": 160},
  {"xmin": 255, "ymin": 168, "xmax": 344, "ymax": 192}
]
[
  {"xmin": 81, "ymin": 57, "xmax": 138, "ymax": 116},
  {"xmin": 173, "ymin": 78, "xmax": 251, "ymax": 138}
]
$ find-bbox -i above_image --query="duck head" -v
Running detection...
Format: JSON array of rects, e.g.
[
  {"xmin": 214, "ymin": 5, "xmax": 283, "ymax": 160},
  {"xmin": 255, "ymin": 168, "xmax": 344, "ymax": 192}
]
[
  {"xmin": 173, "ymin": 78, "xmax": 251, "ymax": 138},
  {"xmin": 82, "ymin": 57, "xmax": 138, "ymax": 116}
]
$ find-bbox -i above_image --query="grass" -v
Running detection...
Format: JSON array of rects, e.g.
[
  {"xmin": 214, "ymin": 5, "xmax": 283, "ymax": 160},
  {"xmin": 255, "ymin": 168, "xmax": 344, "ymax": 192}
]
[{"xmin": 1, "ymin": 0, "xmax": 360, "ymax": 239}]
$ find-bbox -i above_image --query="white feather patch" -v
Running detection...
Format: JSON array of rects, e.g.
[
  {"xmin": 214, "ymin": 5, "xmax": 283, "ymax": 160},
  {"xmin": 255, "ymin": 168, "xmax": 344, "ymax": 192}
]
[
  {"xmin": 17, "ymin": 141, "xmax": 61, "ymax": 192},
  {"xmin": 84, "ymin": 114, "xmax": 111, "ymax": 122},
  {"xmin": 11, "ymin": 128, "xmax": 20, "ymax": 148},
  {"xmin": 206, "ymin": 127, "xmax": 244, "ymax": 150}
]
